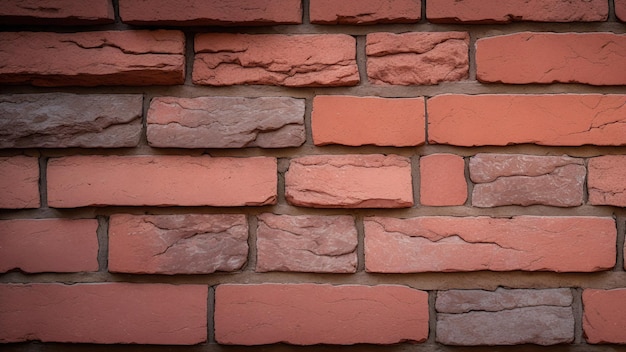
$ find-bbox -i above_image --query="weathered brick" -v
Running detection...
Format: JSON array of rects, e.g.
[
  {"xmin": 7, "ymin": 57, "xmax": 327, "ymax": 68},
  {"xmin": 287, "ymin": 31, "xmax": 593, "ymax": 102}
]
[
  {"xmin": 215, "ymin": 284, "xmax": 428, "ymax": 345},
  {"xmin": 420, "ymin": 154, "xmax": 467, "ymax": 206},
  {"xmin": 0, "ymin": 31, "xmax": 185, "ymax": 87},
  {"xmin": 0, "ymin": 156, "xmax": 39, "ymax": 209},
  {"xmin": 310, "ymin": 0, "xmax": 421, "ymax": 24},
  {"xmin": 0, "ymin": 219, "xmax": 98, "ymax": 273},
  {"xmin": 427, "ymin": 0, "xmax": 607, "ymax": 23},
  {"xmin": 617, "ymin": 0, "xmax": 626, "ymax": 22},
  {"xmin": 147, "ymin": 96, "xmax": 305, "ymax": 148},
  {"xmin": 0, "ymin": 93, "xmax": 142, "ymax": 148},
  {"xmin": 364, "ymin": 216, "xmax": 616, "ymax": 272},
  {"xmin": 437, "ymin": 288, "xmax": 574, "ymax": 345},
  {"xmin": 119, "ymin": 0, "xmax": 301, "ymax": 25},
  {"xmin": 428, "ymin": 94, "xmax": 626, "ymax": 146},
  {"xmin": 256, "ymin": 214, "xmax": 357, "ymax": 273},
  {"xmin": 367, "ymin": 32, "xmax": 469, "ymax": 85},
  {"xmin": 47, "ymin": 155, "xmax": 276, "ymax": 207},
  {"xmin": 583, "ymin": 289, "xmax": 626, "ymax": 344},
  {"xmin": 588, "ymin": 155, "xmax": 626, "ymax": 207},
  {"xmin": 0, "ymin": 283, "xmax": 207, "ymax": 344},
  {"xmin": 312, "ymin": 96, "xmax": 425, "ymax": 147},
  {"xmin": 0, "ymin": 0, "xmax": 114, "ymax": 25},
  {"xmin": 476, "ymin": 32, "xmax": 626, "ymax": 85},
  {"xmin": 470, "ymin": 154, "xmax": 585, "ymax": 207},
  {"xmin": 193, "ymin": 34, "xmax": 359, "ymax": 87},
  {"xmin": 109, "ymin": 214, "xmax": 248, "ymax": 275},
  {"xmin": 285, "ymin": 154, "xmax": 413, "ymax": 208}
]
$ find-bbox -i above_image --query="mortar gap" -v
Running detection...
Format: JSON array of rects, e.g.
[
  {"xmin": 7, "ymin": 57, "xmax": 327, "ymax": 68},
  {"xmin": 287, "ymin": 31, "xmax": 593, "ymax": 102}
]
[
  {"xmin": 572, "ymin": 287, "xmax": 583, "ymax": 345},
  {"xmin": 246, "ymin": 214, "xmax": 258, "ymax": 272},
  {"xmin": 428, "ymin": 290, "xmax": 438, "ymax": 343},
  {"xmin": 420, "ymin": 0, "xmax": 428, "ymax": 24},
  {"xmin": 615, "ymin": 216, "xmax": 625, "ymax": 272},
  {"xmin": 468, "ymin": 32, "xmax": 477, "ymax": 81},
  {"xmin": 411, "ymin": 154, "xmax": 421, "ymax": 208},
  {"xmin": 111, "ymin": 0, "xmax": 121, "ymax": 23},
  {"xmin": 355, "ymin": 215, "xmax": 365, "ymax": 272},
  {"xmin": 302, "ymin": 0, "xmax": 310, "ymax": 25},
  {"xmin": 356, "ymin": 36, "xmax": 368, "ymax": 86},
  {"xmin": 96, "ymin": 215, "xmax": 109, "ymax": 272},
  {"xmin": 207, "ymin": 285, "xmax": 216, "ymax": 344},
  {"xmin": 38, "ymin": 155, "xmax": 48, "ymax": 209},
  {"xmin": 184, "ymin": 31, "xmax": 195, "ymax": 86}
]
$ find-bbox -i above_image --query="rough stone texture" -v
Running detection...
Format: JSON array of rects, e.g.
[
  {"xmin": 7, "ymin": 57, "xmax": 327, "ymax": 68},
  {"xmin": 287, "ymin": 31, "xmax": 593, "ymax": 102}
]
[
  {"xmin": 285, "ymin": 154, "xmax": 413, "ymax": 208},
  {"xmin": 617, "ymin": 0, "xmax": 626, "ymax": 22},
  {"xmin": 470, "ymin": 154, "xmax": 585, "ymax": 207},
  {"xmin": 0, "ymin": 156, "xmax": 39, "ymax": 209},
  {"xmin": 0, "ymin": 283, "xmax": 207, "ymax": 344},
  {"xmin": 0, "ymin": 0, "xmax": 114, "ymax": 25},
  {"xmin": 215, "ymin": 284, "xmax": 429, "ymax": 345},
  {"xmin": 436, "ymin": 288, "xmax": 574, "ymax": 345},
  {"xmin": 109, "ymin": 214, "xmax": 248, "ymax": 275},
  {"xmin": 0, "ymin": 31, "xmax": 185, "ymax": 87},
  {"xmin": 428, "ymin": 94, "xmax": 626, "ymax": 146},
  {"xmin": 47, "ymin": 155, "xmax": 276, "ymax": 207},
  {"xmin": 427, "ymin": 0, "xmax": 608, "ymax": 23},
  {"xmin": 366, "ymin": 32, "xmax": 469, "ymax": 85},
  {"xmin": 583, "ymin": 289, "xmax": 626, "ymax": 344},
  {"xmin": 193, "ymin": 34, "xmax": 359, "ymax": 87},
  {"xmin": 310, "ymin": 0, "xmax": 421, "ymax": 24},
  {"xmin": 476, "ymin": 32, "xmax": 626, "ymax": 85},
  {"xmin": 312, "ymin": 96, "xmax": 425, "ymax": 146},
  {"xmin": 364, "ymin": 216, "xmax": 616, "ymax": 272},
  {"xmin": 119, "ymin": 0, "xmax": 302, "ymax": 25},
  {"xmin": 0, "ymin": 219, "xmax": 98, "ymax": 273},
  {"xmin": 587, "ymin": 155, "xmax": 626, "ymax": 207},
  {"xmin": 420, "ymin": 154, "xmax": 467, "ymax": 206},
  {"xmin": 256, "ymin": 214, "xmax": 357, "ymax": 273},
  {"xmin": 0, "ymin": 93, "xmax": 142, "ymax": 148},
  {"xmin": 147, "ymin": 96, "xmax": 305, "ymax": 148}
]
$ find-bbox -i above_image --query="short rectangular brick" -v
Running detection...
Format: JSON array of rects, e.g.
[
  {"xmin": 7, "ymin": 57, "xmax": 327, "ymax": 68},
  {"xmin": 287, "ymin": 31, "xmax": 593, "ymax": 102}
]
[
  {"xmin": 365, "ymin": 216, "xmax": 616, "ymax": 272},
  {"xmin": 420, "ymin": 154, "xmax": 467, "ymax": 206},
  {"xmin": 310, "ymin": 0, "xmax": 421, "ymax": 24},
  {"xmin": 285, "ymin": 154, "xmax": 413, "ymax": 208},
  {"xmin": 109, "ymin": 214, "xmax": 248, "ymax": 274},
  {"xmin": 0, "ymin": 0, "xmax": 114, "ymax": 25},
  {"xmin": 476, "ymin": 32, "xmax": 626, "ymax": 85},
  {"xmin": 47, "ymin": 155, "xmax": 276, "ymax": 207},
  {"xmin": 0, "ymin": 219, "xmax": 98, "ymax": 273},
  {"xmin": 0, "ymin": 93, "xmax": 142, "ymax": 148},
  {"xmin": 147, "ymin": 96, "xmax": 305, "ymax": 148},
  {"xmin": 587, "ymin": 155, "xmax": 626, "ymax": 207},
  {"xmin": 215, "ymin": 284, "xmax": 429, "ymax": 345},
  {"xmin": 0, "ymin": 156, "xmax": 39, "ymax": 209},
  {"xmin": 312, "ymin": 96, "xmax": 425, "ymax": 147},
  {"xmin": 0, "ymin": 31, "xmax": 185, "ymax": 87},
  {"xmin": 193, "ymin": 33, "xmax": 359, "ymax": 87},
  {"xmin": 0, "ymin": 283, "xmax": 207, "ymax": 344},
  {"xmin": 428, "ymin": 94, "xmax": 626, "ymax": 146},
  {"xmin": 617, "ymin": 0, "xmax": 626, "ymax": 22},
  {"xmin": 583, "ymin": 288, "xmax": 626, "ymax": 344}
]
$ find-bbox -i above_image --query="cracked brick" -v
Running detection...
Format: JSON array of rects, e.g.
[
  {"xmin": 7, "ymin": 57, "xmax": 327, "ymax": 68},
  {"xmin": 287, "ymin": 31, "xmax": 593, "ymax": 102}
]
[
  {"xmin": 0, "ymin": 156, "xmax": 39, "ymax": 209},
  {"xmin": 583, "ymin": 288, "xmax": 626, "ymax": 344},
  {"xmin": 310, "ymin": 0, "xmax": 421, "ymax": 24},
  {"xmin": 588, "ymin": 155, "xmax": 626, "ymax": 206},
  {"xmin": 0, "ymin": 0, "xmax": 114, "ymax": 25}
]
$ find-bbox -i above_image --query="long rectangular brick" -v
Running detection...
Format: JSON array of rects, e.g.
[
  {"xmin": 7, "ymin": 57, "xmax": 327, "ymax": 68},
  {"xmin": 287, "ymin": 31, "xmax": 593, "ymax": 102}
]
[
  {"xmin": 587, "ymin": 155, "xmax": 626, "ymax": 207},
  {"xmin": 476, "ymin": 32, "xmax": 626, "ymax": 85},
  {"xmin": 310, "ymin": 0, "xmax": 421, "ymax": 24},
  {"xmin": 0, "ymin": 31, "xmax": 185, "ymax": 87},
  {"xmin": 47, "ymin": 155, "xmax": 276, "ymax": 207},
  {"xmin": 364, "ymin": 216, "xmax": 616, "ymax": 272},
  {"xmin": 428, "ymin": 94, "xmax": 626, "ymax": 146},
  {"xmin": 0, "ymin": 93, "xmax": 142, "ymax": 148},
  {"xmin": 193, "ymin": 33, "xmax": 359, "ymax": 87},
  {"xmin": 0, "ymin": 283, "xmax": 207, "ymax": 344},
  {"xmin": 0, "ymin": 156, "xmax": 39, "ymax": 209},
  {"xmin": 583, "ymin": 289, "xmax": 626, "ymax": 344},
  {"xmin": 215, "ymin": 284, "xmax": 428, "ymax": 345},
  {"xmin": 0, "ymin": 0, "xmax": 114, "ymax": 25}
]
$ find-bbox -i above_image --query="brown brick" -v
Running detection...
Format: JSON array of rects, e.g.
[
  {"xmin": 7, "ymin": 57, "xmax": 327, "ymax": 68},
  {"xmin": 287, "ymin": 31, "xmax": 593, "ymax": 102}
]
[
  {"xmin": 310, "ymin": 0, "xmax": 421, "ymax": 24},
  {"xmin": 0, "ymin": 156, "xmax": 39, "ymax": 209},
  {"xmin": 583, "ymin": 289, "xmax": 626, "ymax": 344},
  {"xmin": 0, "ymin": 0, "xmax": 114, "ymax": 25}
]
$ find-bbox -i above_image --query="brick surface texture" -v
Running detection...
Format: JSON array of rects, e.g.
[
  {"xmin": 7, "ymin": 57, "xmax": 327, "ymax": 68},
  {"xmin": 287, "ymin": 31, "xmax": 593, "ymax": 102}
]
[{"xmin": 1, "ymin": 0, "xmax": 625, "ymax": 350}]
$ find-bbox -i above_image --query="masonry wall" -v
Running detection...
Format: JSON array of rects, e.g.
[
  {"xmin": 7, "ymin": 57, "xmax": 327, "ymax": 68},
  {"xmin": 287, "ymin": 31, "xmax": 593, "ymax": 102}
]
[{"xmin": 0, "ymin": 0, "xmax": 625, "ymax": 351}]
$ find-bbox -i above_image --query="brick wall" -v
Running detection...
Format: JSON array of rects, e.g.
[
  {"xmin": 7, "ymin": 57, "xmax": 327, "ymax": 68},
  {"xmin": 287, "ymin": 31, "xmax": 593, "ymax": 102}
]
[{"xmin": 1, "ymin": 0, "xmax": 625, "ymax": 350}]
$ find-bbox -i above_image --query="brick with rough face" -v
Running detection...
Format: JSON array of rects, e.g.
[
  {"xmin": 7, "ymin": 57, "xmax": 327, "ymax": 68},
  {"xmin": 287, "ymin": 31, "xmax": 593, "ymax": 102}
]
[
  {"xmin": 420, "ymin": 154, "xmax": 467, "ymax": 206},
  {"xmin": 0, "ymin": 0, "xmax": 114, "ymax": 25},
  {"xmin": 617, "ymin": 0, "xmax": 626, "ymax": 22},
  {"xmin": 310, "ymin": 0, "xmax": 421, "ymax": 24},
  {"xmin": 0, "ymin": 156, "xmax": 39, "ymax": 209},
  {"xmin": 583, "ymin": 289, "xmax": 626, "ymax": 344},
  {"xmin": 587, "ymin": 155, "xmax": 626, "ymax": 207}
]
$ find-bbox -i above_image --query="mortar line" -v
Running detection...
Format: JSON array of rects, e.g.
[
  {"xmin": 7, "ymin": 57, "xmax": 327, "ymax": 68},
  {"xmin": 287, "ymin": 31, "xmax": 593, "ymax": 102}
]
[
  {"xmin": 96, "ymin": 215, "xmax": 109, "ymax": 272},
  {"xmin": 184, "ymin": 31, "xmax": 195, "ymax": 86},
  {"xmin": 356, "ymin": 36, "xmax": 368, "ymax": 87},
  {"xmin": 246, "ymin": 214, "xmax": 258, "ymax": 272},
  {"xmin": 411, "ymin": 154, "xmax": 421, "ymax": 208},
  {"xmin": 615, "ymin": 216, "xmax": 625, "ymax": 272},
  {"xmin": 38, "ymin": 155, "xmax": 48, "ymax": 209},
  {"xmin": 572, "ymin": 287, "xmax": 583, "ymax": 345},
  {"xmin": 355, "ymin": 214, "xmax": 365, "ymax": 272},
  {"xmin": 428, "ymin": 290, "xmax": 438, "ymax": 343},
  {"xmin": 207, "ymin": 285, "xmax": 216, "ymax": 344}
]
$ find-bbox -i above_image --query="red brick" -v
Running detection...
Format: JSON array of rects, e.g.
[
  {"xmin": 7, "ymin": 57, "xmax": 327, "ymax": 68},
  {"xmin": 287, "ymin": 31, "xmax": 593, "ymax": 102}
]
[
  {"xmin": 365, "ymin": 216, "xmax": 616, "ymax": 272},
  {"xmin": 120, "ymin": 0, "xmax": 301, "ymax": 25},
  {"xmin": 0, "ymin": 0, "xmax": 114, "ymax": 25},
  {"xmin": 427, "ymin": 0, "xmax": 607, "ymax": 23},
  {"xmin": 0, "ymin": 283, "xmax": 207, "ymax": 344},
  {"xmin": 285, "ymin": 154, "xmax": 413, "ymax": 208},
  {"xmin": 109, "ymin": 214, "xmax": 248, "ymax": 275},
  {"xmin": 47, "ymin": 155, "xmax": 276, "ymax": 207},
  {"xmin": 215, "ymin": 284, "xmax": 428, "ymax": 345},
  {"xmin": 583, "ymin": 289, "xmax": 626, "ymax": 344},
  {"xmin": 193, "ymin": 34, "xmax": 359, "ymax": 87},
  {"xmin": 617, "ymin": 0, "xmax": 626, "ymax": 22},
  {"xmin": 367, "ymin": 32, "xmax": 469, "ymax": 85},
  {"xmin": 0, "ymin": 219, "xmax": 98, "ymax": 273},
  {"xmin": 419, "ymin": 154, "xmax": 467, "ymax": 206},
  {"xmin": 0, "ymin": 31, "xmax": 185, "ymax": 87},
  {"xmin": 588, "ymin": 155, "xmax": 626, "ymax": 206},
  {"xmin": 428, "ymin": 94, "xmax": 626, "ymax": 146},
  {"xmin": 310, "ymin": 0, "xmax": 421, "ymax": 24},
  {"xmin": 312, "ymin": 96, "xmax": 425, "ymax": 146},
  {"xmin": 476, "ymin": 32, "xmax": 626, "ymax": 85},
  {"xmin": 0, "ymin": 156, "xmax": 39, "ymax": 209}
]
